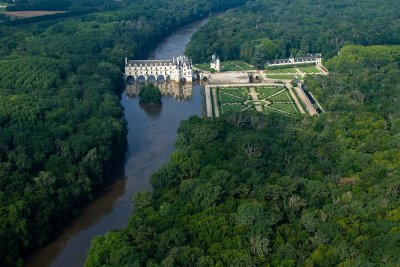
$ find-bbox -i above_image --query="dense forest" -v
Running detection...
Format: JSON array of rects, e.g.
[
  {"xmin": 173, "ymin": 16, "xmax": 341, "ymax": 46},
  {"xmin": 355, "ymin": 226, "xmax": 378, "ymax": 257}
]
[
  {"xmin": 0, "ymin": 0, "xmax": 246, "ymax": 266},
  {"xmin": 186, "ymin": 0, "xmax": 400, "ymax": 65},
  {"xmin": 85, "ymin": 45, "xmax": 400, "ymax": 266}
]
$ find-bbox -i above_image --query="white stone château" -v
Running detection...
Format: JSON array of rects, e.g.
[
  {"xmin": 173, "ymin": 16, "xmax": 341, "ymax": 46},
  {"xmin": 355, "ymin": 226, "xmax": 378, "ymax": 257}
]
[
  {"xmin": 210, "ymin": 54, "xmax": 221, "ymax": 72},
  {"xmin": 266, "ymin": 53, "xmax": 322, "ymax": 67},
  {"xmin": 124, "ymin": 56, "xmax": 193, "ymax": 84}
]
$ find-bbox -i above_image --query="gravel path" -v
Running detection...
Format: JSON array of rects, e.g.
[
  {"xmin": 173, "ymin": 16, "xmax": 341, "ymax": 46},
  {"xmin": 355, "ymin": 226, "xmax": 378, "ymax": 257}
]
[
  {"xmin": 212, "ymin": 87, "xmax": 220, "ymax": 117},
  {"xmin": 294, "ymin": 85, "xmax": 318, "ymax": 115},
  {"xmin": 248, "ymin": 87, "xmax": 263, "ymax": 112},
  {"xmin": 285, "ymin": 82, "xmax": 306, "ymax": 114},
  {"xmin": 204, "ymin": 85, "xmax": 213, "ymax": 118}
]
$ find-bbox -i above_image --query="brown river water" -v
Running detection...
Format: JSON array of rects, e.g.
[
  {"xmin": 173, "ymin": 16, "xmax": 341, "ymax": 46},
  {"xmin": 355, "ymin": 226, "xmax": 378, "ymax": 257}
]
[{"xmin": 25, "ymin": 17, "xmax": 208, "ymax": 267}]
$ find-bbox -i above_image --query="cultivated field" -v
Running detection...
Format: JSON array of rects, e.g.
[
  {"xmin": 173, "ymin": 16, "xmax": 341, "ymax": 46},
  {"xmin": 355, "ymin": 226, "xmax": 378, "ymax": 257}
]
[{"xmin": 2, "ymin": 11, "xmax": 66, "ymax": 18}]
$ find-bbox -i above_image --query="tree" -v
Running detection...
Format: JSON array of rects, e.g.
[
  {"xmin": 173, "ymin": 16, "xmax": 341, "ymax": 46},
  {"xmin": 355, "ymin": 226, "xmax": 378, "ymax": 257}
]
[{"xmin": 138, "ymin": 84, "xmax": 162, "ymax": 104}]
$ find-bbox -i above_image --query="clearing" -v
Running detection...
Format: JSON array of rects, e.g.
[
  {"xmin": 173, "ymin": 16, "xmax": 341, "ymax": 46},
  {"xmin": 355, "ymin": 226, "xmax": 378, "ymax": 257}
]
[{"xmin": 1, "ymin": 11, "xmax": 66, "ymax": 18}]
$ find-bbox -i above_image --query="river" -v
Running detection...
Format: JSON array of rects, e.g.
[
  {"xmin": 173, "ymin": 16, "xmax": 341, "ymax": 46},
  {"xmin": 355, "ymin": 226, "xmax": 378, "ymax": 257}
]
[{"xmin": 26, "ymin": 17, "xmax": 208, "ymax": 267}]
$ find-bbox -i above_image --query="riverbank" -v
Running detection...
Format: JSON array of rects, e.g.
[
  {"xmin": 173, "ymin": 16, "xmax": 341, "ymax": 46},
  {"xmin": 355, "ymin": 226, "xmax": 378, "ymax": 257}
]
[
  {"xmin": 0, "ymin": 1, "xmax": 248, "ymax": 266},
  {"xmin": 25, "ymin": 17, "xmax": 207, "ymax": 267}
]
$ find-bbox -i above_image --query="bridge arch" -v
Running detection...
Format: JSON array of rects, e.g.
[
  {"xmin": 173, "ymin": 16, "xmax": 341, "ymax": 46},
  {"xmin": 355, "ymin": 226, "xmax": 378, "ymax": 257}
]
[
  {"xmin": 148, "ymin": 75, "xmax": 156, "ymax": 84},
  {"xmin": 137, "ymin": 75, "xmax": 146, "ymax": 83},
  {"xmin": 157, "ymin": 75, "xmax": 165, "ymax": 83},
  {"xmin": 126, "ymin": 75, "xmax": 135, "ymax": 85}
]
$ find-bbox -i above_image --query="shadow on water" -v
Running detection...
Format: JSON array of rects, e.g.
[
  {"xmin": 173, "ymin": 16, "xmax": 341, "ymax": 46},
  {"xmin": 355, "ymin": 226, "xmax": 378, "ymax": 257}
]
[
  {"xmin": 25, "ymin": 17, "xmax": 208, "ymax": 267},
  {"xmin": 139, "ymin": 102, "xmax": 163, "ymax": 119}
]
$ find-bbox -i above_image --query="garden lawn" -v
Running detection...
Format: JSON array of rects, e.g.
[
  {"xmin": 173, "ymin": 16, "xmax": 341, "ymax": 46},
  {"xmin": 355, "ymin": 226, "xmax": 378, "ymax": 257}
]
[
  {"xmin": 219, "ymin": 92, "xmax": 243, "ymax": 103},
  {"xmin": 266, "ymin": 68, "xmax": 298, "ymax": 74},
  {"xmin": 220, "ymin": 87, "xmax": 249, "ymax": 99},
  {"xmin": 272, "ymin": 103, "xmax": 298, "ymax": 113},
  {"xmin": 298, "ymin": 66, "xmax": 321, "ymax": 74},
  {"xmin": 270, "ymin": 91, "xmax": 292, "ymax": 102},
  {"xmin": 194, "ymin": 63, "xmax": 215, "ymax": 72},
  {"xmin": 222, "ymin": 61, "xmax": 254, "ymax": 71},
  {"xmin": 257, "ymin": 87, "xmax": 283, "ymax": 99}
]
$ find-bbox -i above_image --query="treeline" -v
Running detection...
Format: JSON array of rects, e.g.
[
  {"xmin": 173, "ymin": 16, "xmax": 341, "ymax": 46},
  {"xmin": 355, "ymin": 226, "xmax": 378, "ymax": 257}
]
[
  {"xmin": 186, "ymin": 0, "xmax": 400, "ymax": 66},
  {"xmin": 0, "ymin": 0, "xmax": 246, "ymax": 266},
  {"xmin": 85, "ymin": 45, "xmax": 400, "ymax": 266}
]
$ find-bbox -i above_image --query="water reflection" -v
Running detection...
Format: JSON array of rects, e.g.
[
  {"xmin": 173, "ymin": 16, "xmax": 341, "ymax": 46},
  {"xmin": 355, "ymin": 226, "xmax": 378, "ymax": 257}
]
[
  {"xmin": 126, "ymin": 81, "xmax": 193, "ymax": 101},
  {"xmin": 138, "ymin": 102, "xmax": 162, "ymax": 119}
]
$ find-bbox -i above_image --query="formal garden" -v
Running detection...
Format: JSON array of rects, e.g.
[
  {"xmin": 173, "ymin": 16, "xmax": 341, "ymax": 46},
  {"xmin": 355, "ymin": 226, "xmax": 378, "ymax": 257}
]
[
  {"xmin": 221, "ymin": 60, "xmax": 254, "ymax": 71},
  {"xmin": 215, "ymin": 86, "xmax": 300, "ymax": 116},
  {"xmin": 265, "ymin": 64, "xmax": 323, "ymax": 79},
  {"xmin": 297, "ymin": 65, "xmax": 321, "ymax": 73}
]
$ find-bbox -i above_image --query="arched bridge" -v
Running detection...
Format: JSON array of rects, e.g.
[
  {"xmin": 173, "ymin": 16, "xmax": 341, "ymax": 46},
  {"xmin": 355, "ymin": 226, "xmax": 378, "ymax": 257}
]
[{"xmin": 124, "ymin": 56, "xmax": 193, "ymax": 85}]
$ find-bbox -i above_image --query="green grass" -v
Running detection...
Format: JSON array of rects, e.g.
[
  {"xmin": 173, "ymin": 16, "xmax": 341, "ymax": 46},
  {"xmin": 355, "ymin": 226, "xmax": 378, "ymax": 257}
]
[
  {"xmin": 221, "ymin": 104, "xmax": 245, "ymax": 113},
  {"xmin": 267, "ymin": 74, "xmax": 298, "ymax": 80},
  {"xmin": 298, "ymin": 66, "xmax": 321, "ymax": 74},
  {"xmin": 266, "ymin": 62, "xmax": 316, "ymax": 70},
  {"xmin": 270, "ymin": 91, "xmax": 292, "ymax": 102},
  {"xmin": 266, "ymin": 68, "xmax": 298, "ymax": 74},
  {"xmin": 194, "ymin": 63, "xmax": 216, "ymax": 72},
  {"xmin": 233, "ymin": 61, "xmax": 254, "ymax": 69},
  {"xmin": 257, "ymin": 87, "xmax": 283, "ymax": 99},
  {"xmin": 216, "ymin": 85, "xmax": 300, "ymax": 116},
  {"xmin": 196, "ymin": 60, "xmax": 254, "ymax": 72},
  {"xmin": 271, "ymin": 103, "xmax": 298, "ymax": 114},
  {"xmin": 219, "ymin": 93, "xmax": 243, "ymax": 103},
  {"xmin": 222, "ymin": 61, "xmax": 254, "ymax": 71},
  {"xmin": 220, "ymin": 87, "xmax": 249, "ymax": 99}
]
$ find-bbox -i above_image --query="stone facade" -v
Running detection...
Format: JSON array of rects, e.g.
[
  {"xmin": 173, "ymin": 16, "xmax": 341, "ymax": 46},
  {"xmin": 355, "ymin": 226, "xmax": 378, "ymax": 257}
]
[
  {"xmin": 124, "ymin": 56, "xmax": 193, "ymax": 84},
  {"xmin": 210, "ymin": 54, "xmax": 221, "ymax": 72},
  {"xmin": 266, "ymin": 53, "xmax": 322, "ymax": 67}
]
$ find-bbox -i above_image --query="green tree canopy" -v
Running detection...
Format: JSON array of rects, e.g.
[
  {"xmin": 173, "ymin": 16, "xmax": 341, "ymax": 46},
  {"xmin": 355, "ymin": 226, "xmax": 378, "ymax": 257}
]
[{"xmin": 139, "ymin": 84, "xmax": 162, "ymax": 105}]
